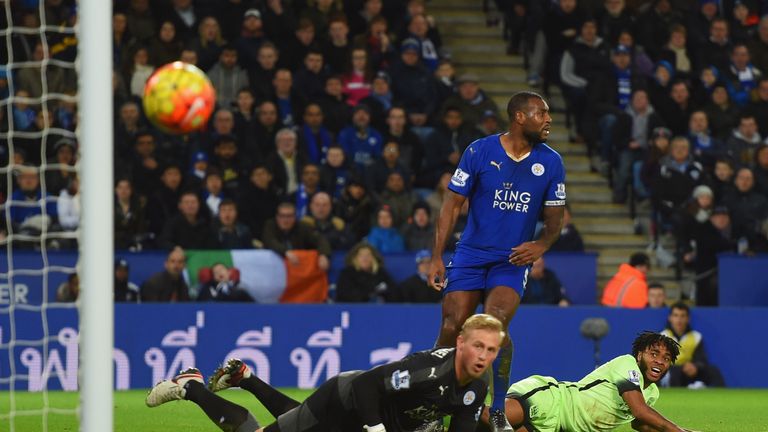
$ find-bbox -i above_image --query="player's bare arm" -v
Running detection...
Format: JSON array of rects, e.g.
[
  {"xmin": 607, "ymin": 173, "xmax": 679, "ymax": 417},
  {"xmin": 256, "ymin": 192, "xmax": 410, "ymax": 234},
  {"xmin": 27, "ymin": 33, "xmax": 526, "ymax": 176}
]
[
  {"xmin": 623, "ymin": 390, "xmax": 688, "ymax": 432},
  {"xmin": 430, "ymin": 190, "xmax": 467, "ymax": 290},
  {"xmin": 509, "ymin": 205, "xmax": 564, "ymax": 266}
]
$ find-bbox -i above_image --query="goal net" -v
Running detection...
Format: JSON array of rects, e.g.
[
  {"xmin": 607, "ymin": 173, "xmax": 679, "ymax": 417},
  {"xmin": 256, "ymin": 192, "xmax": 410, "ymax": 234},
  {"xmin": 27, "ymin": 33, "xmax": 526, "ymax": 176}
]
[{"xmin": 1, "ymin": 0, "xmax": 113, "ymax": 431}]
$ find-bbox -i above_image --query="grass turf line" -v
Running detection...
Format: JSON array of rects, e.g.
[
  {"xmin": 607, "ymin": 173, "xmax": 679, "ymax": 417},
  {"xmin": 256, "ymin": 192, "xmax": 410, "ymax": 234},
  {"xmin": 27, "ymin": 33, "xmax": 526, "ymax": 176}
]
[{"xmin": 1, "ymin": 388, "xmax": 767, "ymax": 431}]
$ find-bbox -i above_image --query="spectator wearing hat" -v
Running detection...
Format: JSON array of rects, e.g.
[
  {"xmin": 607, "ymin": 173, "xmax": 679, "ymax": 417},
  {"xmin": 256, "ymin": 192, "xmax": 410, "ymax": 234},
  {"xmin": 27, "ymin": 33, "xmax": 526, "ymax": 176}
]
[
  {"xmin": 476, "ymin": 109, "xmax": 500, "ymax": 136},
  {"xmin": 367, "ymin": 141, "xmax": 411, "ymax": 194},
  {"xmin": 302, "ymin": 191, "xmax": 352, "ymax": 250},
  {"xmin": 365, "ymin": 206, "xmax": 406, "ymax": 253},
  {"xmin": 186, "ymin": 151, "xmax": 209, "ymax": 192},
  {"xmin": 601, "ymin": 252, "xmax": 651, "ymax": 309},
  {"xmin": 405, "ymin": 13, "xmax": 441, "ymax": 72},
  {"xmin": 45, "ymin": 138, "xmax": 77, "ymax": 196},
  {"xmin": 211, "ymin": 199, "xmax": 253, "ymax": 249},
  {"xmin": 387, "ymin": 249, "xmax": 441, "ymax": 303},
  {"xmin": 207, "ymin": 44, "xmax": 250, "ymax": 110},
  {"xmin": 586, "ymin": 44, "xmax": 647, "ymax": 171},
  {"xmin": 401, "ymin": 202, "xmax": 434, "ymax": 251},
  {"xmin": 388, "ymin": 38, "xmax": 438, "ymax": 118},
  {"xmin": 647, "ymin": 61, "xmax": 676, "ymax": 117},
  {"xmin": 294, "ymin": 50, "xmax": 329, "ymax": 101},
  {"xmin": 114, "ymin": 178, "xmax": 147, "ymax": 250},
  {"xmin": 338, "ymin": 103, "xmax": 384, "ymax": 170},
  {"xmin": 114, "ymin": 259, "xmax": 140, "ymax": 303},
  {"xmin": 336, "ymin": 177, "xmax": 375, "ymax": 242},
  {"xmin": 440, "ymin": 72, "xmax": 498, "ymax": 129},
  {"xmin": 678, "ymin": 184, "xmax": 715, "ymax": 253},
  {"xmin": 239, "ymin": 165, "xmax": 279, "ymax": 242},
  {"xmin": 683, "ymin": 206, "xmax": 738, "ymax": 305},
  {"xmin": 359, "ymin": 71, "xmax": 393, "ymax": 132},
  {"xmin": 234, "ymin": 9, "xmax": 266, "ymax": 70}
]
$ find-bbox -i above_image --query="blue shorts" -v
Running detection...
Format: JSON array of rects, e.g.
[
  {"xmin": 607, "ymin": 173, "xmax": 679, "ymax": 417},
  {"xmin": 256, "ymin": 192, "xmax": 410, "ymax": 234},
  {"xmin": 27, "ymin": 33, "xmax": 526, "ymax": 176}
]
[{"xmin": 444, "ymin": 259, "xmax": 529, "ymax": 298}]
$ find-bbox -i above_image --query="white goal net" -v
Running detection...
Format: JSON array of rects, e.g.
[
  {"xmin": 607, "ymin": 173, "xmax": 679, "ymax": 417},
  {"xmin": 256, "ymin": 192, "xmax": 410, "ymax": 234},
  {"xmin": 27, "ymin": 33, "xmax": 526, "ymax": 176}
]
[{"xmin": 1, "ymin": 0, "xmax": 113, "ymax": 430}]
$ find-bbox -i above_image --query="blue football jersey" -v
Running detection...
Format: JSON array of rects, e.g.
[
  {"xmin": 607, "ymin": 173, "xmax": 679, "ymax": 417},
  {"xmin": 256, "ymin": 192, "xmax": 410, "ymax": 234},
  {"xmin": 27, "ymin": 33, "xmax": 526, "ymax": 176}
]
[{"xmin": 447, "ymin": 134, "xmax": 566, "ymax": 263}]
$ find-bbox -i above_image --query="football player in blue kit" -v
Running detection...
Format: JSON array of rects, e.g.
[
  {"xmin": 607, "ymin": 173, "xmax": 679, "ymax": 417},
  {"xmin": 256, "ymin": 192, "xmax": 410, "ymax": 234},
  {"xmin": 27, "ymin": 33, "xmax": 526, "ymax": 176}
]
[{"xmin": 429, "ymin": 91, "xmax": 566, "ymax": 432}]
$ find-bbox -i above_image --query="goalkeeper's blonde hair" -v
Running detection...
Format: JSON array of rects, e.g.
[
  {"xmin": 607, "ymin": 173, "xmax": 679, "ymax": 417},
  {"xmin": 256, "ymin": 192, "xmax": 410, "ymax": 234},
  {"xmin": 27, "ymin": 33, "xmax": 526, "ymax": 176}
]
[{"xmin": 460, "ymin": 314, "xmax": 505, "ymax": 340}]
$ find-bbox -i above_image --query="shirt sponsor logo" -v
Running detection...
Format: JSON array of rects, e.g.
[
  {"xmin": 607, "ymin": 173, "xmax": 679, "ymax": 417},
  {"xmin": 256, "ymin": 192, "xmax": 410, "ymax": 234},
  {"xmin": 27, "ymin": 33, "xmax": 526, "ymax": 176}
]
[
  {"xmin": 628, "ymin": 370, "xmax": 641, "ymax": 385},
  {"xmin": 532, "ymin": 163, "xmax": 545, "ymax": 176},
  {"xmin": 451, "ymin": 168, "xmax": 469, "ymax": 187},
  {"xmin": 492, "ymin": 188, "xmax": 532, "ymax": 212},
  {"xmin": 555, "ymin": 183, "xmax": 566, "ymax": 199},
  {"xmin": 391, "ymin": 369, "xmax": 411, "ymax": 390},
  {"xmin": 463, "ymin": 390, "xmax": 476, "ymax": 405}
]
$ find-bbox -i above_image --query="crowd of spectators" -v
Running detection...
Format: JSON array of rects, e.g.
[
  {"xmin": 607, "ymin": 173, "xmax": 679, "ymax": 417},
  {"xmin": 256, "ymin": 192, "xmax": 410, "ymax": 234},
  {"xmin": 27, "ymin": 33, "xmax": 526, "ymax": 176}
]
[
  {"xmin": 0, "ymin": 0, "xmax": 527, "ymax": 270},
  {"xmin": 489, "ymin": 0, "xmax": 768, "ymax": 305}
]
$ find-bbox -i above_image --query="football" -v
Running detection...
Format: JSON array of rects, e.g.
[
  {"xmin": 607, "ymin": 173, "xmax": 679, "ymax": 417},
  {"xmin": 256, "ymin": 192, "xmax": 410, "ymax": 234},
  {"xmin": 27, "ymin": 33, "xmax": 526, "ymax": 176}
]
[{"xmin": 142, "ymin": 61, "xmax": 216, "ymax": 134}]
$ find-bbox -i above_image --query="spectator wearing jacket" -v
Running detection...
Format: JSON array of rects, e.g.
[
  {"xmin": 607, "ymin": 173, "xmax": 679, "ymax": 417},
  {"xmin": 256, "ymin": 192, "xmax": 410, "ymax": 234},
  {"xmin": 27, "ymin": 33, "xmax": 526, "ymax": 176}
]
[
  {"xmin": 338, "ymin": 104, "xmax": 384, "ymax": 170},
  {"xmin": 386, "ymin": 249, "xmax": 441, "ymax": 303},
  {"xmin": 302, "ymin": 191, "xmax": 352, "ymax": 250},
  {"xmin": 211, "ymin": 199, "xmax": 252, "ymax": 249},
  {"xmin": 261, "ymin": 202, "xmax": 331, "ymax": 270},
  {"xmin": 207, "ymin": 44, "xmax": 249, "ymax": 109},
  {"xmin": 365, "ymin": 206, "xmax": 405, "ymax": 253},
  {"xmin": 601, "ymin": 252, "xmax": 651, "ymax": 309},
  {"xmin": 335, "ymin": 242, "xmax": 396, "ymax": 303}
]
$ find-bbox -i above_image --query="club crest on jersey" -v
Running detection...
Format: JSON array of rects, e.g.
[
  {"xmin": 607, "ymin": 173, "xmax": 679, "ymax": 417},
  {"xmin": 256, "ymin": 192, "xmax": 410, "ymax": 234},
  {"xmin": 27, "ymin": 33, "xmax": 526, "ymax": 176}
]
[
  {"xmin": 531, "ymin": 163, "xmax": 545, "ymax": 176},
  {"xmin": 628, "ymin": 370, "xmax": 641, "ymax": 385},
  {"xmin": 463, "ymin": 391, "xmax": 476, "ymax": 405},
  {"xmin": 451, "ymin": 168, "xmax": 469, "ymax": 187},
  {"xmin": 391, "ymin": 369, "xmax": 411, "ymax": 390},
  {"xmin": 490, "ymin": 160, "xmax": 503, "ymax": 171},
  {"xmin": 555, "ymin": 183, "xmax": 566, "ymax": 199}
]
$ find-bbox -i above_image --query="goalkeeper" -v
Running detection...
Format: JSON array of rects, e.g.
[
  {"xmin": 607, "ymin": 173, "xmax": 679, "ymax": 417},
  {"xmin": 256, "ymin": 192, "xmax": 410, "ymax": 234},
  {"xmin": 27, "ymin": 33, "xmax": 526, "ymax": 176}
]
[
  {"xmin": 482, "ymin": 332, "xmax": 697, "ymax": 432},
  {"xmin": 147, "ymin": 314, "xmax": 503, "ymax": 432}
]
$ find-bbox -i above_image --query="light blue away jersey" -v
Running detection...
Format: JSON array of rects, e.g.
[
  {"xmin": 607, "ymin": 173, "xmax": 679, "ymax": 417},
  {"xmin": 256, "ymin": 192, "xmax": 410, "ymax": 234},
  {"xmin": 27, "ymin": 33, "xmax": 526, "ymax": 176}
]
[{"xmin": 447, "ymin": 134, "xmax": 566, "ymax": 262}]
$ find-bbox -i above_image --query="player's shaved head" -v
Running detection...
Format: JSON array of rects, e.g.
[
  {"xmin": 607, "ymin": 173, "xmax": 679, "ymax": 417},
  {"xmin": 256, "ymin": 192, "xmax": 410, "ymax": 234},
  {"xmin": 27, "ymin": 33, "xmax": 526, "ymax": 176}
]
[{"xmin": 506, "ymin": 91, "xmax": 545, "ymax": 120}]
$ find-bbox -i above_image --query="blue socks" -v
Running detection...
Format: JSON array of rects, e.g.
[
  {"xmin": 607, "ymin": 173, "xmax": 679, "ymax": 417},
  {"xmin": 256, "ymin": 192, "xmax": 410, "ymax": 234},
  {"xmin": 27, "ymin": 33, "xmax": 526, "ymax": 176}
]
[{"xmin": 490, "ymin": 341, "xmax": 514, "ymax": 412}]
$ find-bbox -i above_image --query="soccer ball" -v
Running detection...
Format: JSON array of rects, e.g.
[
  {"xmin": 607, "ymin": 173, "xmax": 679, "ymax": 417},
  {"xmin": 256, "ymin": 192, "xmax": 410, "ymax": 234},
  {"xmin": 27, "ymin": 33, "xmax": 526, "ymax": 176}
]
[{"xmin": 142, "ymin": 61, "xmax": 216, "ymax": 134}]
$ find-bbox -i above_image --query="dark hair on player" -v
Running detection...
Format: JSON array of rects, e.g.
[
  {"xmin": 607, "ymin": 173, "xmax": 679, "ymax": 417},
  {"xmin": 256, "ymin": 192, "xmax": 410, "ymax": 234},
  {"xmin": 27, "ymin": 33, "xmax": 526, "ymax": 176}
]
[
  {"xmin": 631, "ymin": 331, "xmax": 680, "ymax": 363},
  {"xmin": 506, "ymin": 91, "xmax": 544, "ymax": 120}
]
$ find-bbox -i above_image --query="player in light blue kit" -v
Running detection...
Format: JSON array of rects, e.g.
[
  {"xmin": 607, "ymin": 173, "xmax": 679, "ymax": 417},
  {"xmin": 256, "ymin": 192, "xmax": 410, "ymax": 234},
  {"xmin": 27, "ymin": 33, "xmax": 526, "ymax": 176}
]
[{"xmin": 429, "ymin": 91, "xmax": 566, "ymax": 432}]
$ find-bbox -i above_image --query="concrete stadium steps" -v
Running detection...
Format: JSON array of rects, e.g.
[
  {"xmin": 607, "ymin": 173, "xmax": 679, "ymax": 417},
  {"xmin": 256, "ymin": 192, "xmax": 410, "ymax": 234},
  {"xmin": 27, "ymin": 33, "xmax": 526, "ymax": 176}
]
[{"xmin": 432, "ymin": 0, "xmax": 681, "ymax": 297}]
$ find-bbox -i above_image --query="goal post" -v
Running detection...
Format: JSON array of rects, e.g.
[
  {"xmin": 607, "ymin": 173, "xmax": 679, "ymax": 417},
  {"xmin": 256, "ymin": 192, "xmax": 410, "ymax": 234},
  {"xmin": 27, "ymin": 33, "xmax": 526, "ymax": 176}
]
[{"xmin": 77, "ymin": 0, "xmax": 114, "ymax": 431}]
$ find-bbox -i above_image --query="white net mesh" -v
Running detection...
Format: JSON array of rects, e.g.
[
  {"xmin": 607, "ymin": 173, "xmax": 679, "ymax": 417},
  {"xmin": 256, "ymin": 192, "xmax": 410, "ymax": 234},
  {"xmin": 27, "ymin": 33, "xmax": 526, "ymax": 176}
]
[{"xmin": 1, "ymin": 1, "xmax": 81, "ymax": 430}]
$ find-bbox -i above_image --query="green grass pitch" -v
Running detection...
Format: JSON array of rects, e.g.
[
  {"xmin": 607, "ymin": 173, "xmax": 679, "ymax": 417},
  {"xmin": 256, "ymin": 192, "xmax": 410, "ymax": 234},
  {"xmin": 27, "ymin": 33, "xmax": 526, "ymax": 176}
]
[{"xmin": 2, "ymin": 388, "xmax": 768, "ymax": 431}]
